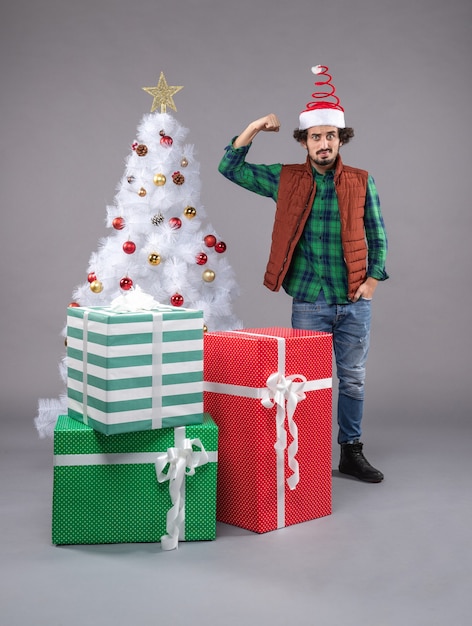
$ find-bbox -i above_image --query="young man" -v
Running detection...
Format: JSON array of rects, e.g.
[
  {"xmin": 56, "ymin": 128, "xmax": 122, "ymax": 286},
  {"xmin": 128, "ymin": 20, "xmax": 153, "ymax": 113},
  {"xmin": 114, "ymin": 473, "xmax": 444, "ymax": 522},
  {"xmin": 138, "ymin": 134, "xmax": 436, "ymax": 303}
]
[{"xmin": 218, "ymin": 66, "xmax": 388, "ymax": 483}]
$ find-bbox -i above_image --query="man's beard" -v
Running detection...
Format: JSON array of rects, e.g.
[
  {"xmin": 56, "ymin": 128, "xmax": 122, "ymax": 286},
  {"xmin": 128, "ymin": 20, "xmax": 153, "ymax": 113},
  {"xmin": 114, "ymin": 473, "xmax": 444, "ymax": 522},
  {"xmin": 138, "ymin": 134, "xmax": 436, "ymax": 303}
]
[
  {"xmin": 313, "ymin": 157, "xmax": 336, "ymax": 167},
  {"xmin": 313, "ymin": 151, "xmax": 336, "ymax": 167}
]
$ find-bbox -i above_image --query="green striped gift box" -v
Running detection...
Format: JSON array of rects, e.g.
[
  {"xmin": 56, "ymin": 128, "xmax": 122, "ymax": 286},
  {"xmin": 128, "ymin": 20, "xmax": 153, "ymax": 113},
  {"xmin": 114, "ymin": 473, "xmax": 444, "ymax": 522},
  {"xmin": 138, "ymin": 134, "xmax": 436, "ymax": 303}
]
[
  {"xmin": 67, "ymin": 305, "xmax": 204, "ymax": 435},
  {"xmin": 52, "ymin": 414, "xmax": 218, "ymax": 546}
]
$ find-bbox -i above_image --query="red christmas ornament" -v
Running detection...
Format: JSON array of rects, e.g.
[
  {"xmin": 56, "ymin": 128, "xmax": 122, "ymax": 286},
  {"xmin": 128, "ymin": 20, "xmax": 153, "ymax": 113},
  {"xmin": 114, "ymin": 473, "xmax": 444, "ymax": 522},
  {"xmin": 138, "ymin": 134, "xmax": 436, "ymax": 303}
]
[
  {"xmin": 170, "ymin": 293, "xmax": 184, "ymax": 307},
  {"xmin": 196, "ymin": 252, "xmax": 208, "ymax": 265},
  {"xmin": 120, "ymin": 277, "xmax": 133, "ymax": 291},
  {"xmin": 215, "ymin": 241, "xmax": 227, "ymax": 253},
  {"xmin": 123, "ymin": 240, "xmax": 136, "ymax": 254},
  {"xmin": 87, "ymin": 272, "xmax": 97, "ymax": 283},
  {"xmin": 131, "ymin": 141, "xmax": 138, "ymax": 151},
  {"xmin": 160, "ymin": 135, "xmax": 173, "ymax": 147},
  {"xmin": 68, "ymin": 302, "xmax": 80, "ymax": 308},
  {"xmin": 204, "ymin": 234, "xmax": 217, "ymax": 247},
  {"xmin": 169, "ymin": 217, "xmax": 182, "ymax": 230},
  {"xmin": 112, "ymin": 217, "xmax": 125, "ymax": 230}
]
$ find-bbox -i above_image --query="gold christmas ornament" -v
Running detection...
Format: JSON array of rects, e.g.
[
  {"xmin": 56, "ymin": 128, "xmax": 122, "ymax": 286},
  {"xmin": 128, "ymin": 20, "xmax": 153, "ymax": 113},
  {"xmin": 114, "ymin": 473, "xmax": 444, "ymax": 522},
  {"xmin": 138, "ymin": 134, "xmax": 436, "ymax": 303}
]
[
  {"xmin": 203, "ymin": 324, "xmax": 208, "ymax": 333},
  {"xmin": 90, "ymin": 280, "xmax": 103, "ymax": 293},
  {"xmin": 153, "ymin": 173, "xmax": 166, "ymax": 186},
  {"xmin": 148, "ymin": 252, "xmax": 161, "ymax": 266},
  {"xmin": 184, "ymin": 205, "xmax": 197, "ymax": 219},
  {"xmin": 180, "ymin": 157, "xmax": 188, "ymax": 168},
  {"xmin": 202, "ymin": 269, "xmax": 216, "ymax": 283},
  {"xmin": 138, "ymin": 187, "xmax": 147, "ymax": 197},
  {"xmin": 142, "ymin": 71, "xmax": 184, "ymax": 113}
]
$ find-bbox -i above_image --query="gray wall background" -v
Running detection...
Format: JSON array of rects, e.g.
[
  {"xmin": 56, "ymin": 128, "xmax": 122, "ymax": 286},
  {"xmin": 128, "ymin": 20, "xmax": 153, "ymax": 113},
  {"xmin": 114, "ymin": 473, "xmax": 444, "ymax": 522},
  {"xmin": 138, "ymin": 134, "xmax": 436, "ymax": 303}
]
[{"xmin": 1, "ymin": 0, "xmax": 470, "ymax": 431}]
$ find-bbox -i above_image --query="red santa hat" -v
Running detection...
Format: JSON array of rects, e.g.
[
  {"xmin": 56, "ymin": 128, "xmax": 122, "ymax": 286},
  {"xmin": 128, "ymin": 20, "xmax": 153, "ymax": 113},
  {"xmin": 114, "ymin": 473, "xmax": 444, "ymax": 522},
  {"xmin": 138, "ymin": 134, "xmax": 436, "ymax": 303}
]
[{"xmin": 298, "ymin": 65, "xmax": 346, "ymax": 130}]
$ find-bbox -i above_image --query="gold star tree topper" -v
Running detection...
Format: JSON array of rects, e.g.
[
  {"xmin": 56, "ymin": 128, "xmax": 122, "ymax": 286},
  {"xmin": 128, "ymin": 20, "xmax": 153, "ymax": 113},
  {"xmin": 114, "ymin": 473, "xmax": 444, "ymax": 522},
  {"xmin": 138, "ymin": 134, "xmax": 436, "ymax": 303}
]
[{"xmin": 142, "ymin": 72, "xmax": 184, "ymax": 113}]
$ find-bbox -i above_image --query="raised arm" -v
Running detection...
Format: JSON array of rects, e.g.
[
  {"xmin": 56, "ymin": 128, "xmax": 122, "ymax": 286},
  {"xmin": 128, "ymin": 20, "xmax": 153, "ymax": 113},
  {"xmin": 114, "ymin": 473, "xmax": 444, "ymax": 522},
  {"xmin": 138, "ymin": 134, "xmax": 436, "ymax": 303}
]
[{"xmin": 233, "ymin": 114, "xmax": 281, "ymax": 148}]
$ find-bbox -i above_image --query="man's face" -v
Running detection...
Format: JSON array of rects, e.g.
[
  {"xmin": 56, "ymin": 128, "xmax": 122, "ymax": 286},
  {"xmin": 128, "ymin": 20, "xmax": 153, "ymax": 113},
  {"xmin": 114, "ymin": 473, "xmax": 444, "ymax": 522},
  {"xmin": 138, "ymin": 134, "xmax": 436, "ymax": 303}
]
[{"xmin": 302, "ymin": 125, "xmax": 341, "ymax": 172}]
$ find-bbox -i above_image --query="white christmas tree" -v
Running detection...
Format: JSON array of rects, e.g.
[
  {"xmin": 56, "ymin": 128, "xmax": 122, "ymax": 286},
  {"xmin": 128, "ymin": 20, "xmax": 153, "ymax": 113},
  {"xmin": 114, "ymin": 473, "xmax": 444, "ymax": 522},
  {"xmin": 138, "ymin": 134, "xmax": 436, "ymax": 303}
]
[{"xmin": 35, "ymin": 72, "xmax": 242, "ymax": 437}]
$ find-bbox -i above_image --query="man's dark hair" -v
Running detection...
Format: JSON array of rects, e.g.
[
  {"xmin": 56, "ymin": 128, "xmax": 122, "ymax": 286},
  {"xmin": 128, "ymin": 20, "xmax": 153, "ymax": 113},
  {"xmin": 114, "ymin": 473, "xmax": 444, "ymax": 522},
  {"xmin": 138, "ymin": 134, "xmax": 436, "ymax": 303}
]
[{"xmin": 293, "ymin": 127, "xmax": 355, "ymax": 145}]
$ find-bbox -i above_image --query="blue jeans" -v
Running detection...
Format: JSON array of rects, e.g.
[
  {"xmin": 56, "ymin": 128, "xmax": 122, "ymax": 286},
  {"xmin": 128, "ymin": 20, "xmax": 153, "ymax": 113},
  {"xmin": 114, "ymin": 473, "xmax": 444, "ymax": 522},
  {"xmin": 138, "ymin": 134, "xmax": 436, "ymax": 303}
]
[{"xmin": 291, "ymin": 291, "xmax": 372, "ymax": 444}]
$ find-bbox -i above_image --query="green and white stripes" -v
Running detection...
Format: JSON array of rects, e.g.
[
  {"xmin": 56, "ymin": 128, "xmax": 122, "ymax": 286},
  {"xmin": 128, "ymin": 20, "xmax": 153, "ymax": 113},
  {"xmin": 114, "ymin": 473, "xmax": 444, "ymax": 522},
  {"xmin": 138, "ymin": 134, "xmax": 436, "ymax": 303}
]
[{"xmin": 67, "ymin": 305, "xmax": 204, "ymax": 434}]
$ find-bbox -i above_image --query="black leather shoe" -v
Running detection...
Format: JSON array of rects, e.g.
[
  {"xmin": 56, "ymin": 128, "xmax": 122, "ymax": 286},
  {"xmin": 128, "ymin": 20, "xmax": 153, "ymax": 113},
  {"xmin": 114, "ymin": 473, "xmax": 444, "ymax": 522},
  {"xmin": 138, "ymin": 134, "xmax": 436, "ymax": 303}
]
[{"xmin": 339, "ymin": 442, "xmax": 384, "ymax": 483}]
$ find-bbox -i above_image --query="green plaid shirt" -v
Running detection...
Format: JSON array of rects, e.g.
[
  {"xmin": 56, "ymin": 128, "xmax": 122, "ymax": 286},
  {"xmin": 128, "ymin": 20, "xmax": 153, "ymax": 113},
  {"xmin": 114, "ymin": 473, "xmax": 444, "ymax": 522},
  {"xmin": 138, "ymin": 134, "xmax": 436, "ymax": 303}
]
[{"xmin": 218, "ymin": 140, "xmax": 388, "ymax": 305}]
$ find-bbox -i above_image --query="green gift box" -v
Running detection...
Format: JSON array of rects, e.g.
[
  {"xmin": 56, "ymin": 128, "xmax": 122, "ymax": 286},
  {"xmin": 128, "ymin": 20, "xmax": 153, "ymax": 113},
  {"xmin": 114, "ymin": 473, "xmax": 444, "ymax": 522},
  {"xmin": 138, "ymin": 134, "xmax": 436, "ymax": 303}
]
[
  {"xmin": 52, "ymin": 414, "xmax": 218, "ymax": 549},
  {"xmin": 67, "ymin": 304, "xmax": 204, "ymax": 435}
]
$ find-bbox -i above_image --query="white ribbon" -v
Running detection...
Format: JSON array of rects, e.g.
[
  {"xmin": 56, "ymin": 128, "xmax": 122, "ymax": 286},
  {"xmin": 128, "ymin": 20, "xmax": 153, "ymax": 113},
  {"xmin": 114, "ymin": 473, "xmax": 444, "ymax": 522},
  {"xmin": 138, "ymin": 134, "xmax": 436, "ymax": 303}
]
[
  {"xmin": 260, "ymin": 372, "xmax": 307, "ymax": 491},
  {"xmin": 81, "ymin": 310, "xmax": 89, "ymax": 425},
  {"xmin": 233, "ymin": 331, "xmax": 307, "ymax": 528},
  {"xmin": 155, "ymin": 437, "xmax": 209, "ymax": 551},
  {"xmin": 151, "ymin": 313, "xmax": 164, "ymax": 430}
]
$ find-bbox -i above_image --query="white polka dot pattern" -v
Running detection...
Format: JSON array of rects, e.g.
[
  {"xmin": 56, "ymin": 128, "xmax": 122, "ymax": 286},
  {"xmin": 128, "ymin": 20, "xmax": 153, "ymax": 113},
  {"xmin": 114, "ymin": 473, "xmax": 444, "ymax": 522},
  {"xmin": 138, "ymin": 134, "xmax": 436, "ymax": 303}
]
[
  {"xmin": 52, "ymin": 414, "xmax": 218, "ymax": 545},
  {"xmin": 204, "ymin": 328, "xmax": 332, "ymax": 534}
]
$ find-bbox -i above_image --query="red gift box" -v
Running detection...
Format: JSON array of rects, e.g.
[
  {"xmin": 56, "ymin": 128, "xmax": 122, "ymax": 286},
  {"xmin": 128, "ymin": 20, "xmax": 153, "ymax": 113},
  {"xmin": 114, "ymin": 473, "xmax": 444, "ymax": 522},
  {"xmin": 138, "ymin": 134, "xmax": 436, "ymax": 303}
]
[{"xmin": 204, "ymin": 327, "xmax": 332, "ymax": 533}]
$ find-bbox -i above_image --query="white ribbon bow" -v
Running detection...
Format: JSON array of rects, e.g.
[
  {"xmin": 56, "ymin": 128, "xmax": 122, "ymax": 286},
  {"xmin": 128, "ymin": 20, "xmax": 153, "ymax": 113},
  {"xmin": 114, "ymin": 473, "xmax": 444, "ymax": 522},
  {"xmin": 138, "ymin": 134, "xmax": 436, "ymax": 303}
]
[
  {"xmin": 110, "ymin": 285, "xmax": 161, "ymax": 313},
  {"xmin": 261, "ymin": 372, "xmax": 307, "ymax": 490},
  {"xmin": 155, "ymin": 438, "xmax": 209, "ymax": 551}
]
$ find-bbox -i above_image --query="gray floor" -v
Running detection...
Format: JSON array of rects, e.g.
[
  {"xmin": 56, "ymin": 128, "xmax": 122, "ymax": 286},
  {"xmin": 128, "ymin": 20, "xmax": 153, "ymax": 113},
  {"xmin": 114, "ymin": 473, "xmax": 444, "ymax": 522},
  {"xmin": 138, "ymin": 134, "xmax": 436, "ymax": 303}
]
[{"xmin": 1, "ymin": 413, "xmax": 471, "ymax": 626}]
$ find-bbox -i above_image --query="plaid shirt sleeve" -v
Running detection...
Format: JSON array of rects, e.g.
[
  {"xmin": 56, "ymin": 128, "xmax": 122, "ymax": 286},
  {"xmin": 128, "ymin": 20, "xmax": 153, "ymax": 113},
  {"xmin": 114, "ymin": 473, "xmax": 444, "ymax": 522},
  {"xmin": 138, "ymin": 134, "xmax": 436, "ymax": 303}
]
[
  {"xmin": 218, "ymin": 139, "xmax": 282, "ymax": 200},
  {"xmin": 365, "ymin": 175, "xmax": 389, "ymax": 281}
]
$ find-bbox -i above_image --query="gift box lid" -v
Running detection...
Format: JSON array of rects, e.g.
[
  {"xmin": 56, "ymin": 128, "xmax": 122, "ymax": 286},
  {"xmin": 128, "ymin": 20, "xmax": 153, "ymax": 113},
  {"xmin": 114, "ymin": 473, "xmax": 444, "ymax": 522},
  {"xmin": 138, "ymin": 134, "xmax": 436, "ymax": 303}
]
[
  {"xmin": 54, "ymin": 413, "xmax": 217, "ymax": 456},
  {"xmin": 204, "ymin": 327, "xmax": 332, "ymax": 388},
  {"xmin": 67, "ymin": 304, "xmax": 203, "ymax": 325},
  {"xmin": 208, "ymin": 327, "xmax": 331, "ymax": 339}
]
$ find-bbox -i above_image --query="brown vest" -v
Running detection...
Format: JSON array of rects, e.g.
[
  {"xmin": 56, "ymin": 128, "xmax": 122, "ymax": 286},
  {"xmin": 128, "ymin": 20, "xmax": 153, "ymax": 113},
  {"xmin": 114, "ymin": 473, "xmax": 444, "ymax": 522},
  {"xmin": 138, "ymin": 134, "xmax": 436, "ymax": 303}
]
[{"xmin": 263, "ymin": 155, "xmax": 369, "ymax": 301}]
